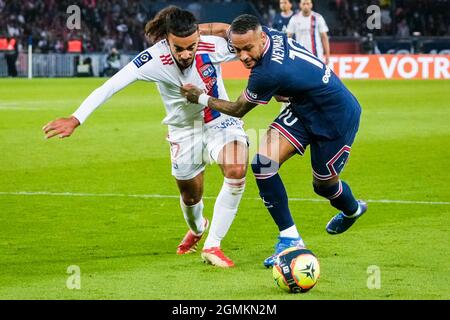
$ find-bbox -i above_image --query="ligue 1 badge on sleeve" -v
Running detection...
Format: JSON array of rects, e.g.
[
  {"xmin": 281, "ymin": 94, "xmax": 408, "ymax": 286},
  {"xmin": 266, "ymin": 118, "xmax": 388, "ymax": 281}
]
[{"xmin": 133, "ymin": 51, "xmax": 152, "ymax": 68}]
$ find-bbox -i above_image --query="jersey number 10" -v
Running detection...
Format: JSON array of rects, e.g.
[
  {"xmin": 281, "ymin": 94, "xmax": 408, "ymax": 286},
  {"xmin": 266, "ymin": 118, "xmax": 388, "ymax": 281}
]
[
  {"xmin": 287, "ymin": 38, "xmax": 323, "ymax": 69},
  {"xmin": 287, "ymin": 38, "xmax": 331, "ymax": 83}
]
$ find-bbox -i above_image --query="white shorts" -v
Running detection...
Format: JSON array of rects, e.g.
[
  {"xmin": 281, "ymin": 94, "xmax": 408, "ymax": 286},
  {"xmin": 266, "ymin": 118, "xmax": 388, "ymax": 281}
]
[{"xmin": 166, "ymin": 115, "xmax": 248, "ymax": 180}]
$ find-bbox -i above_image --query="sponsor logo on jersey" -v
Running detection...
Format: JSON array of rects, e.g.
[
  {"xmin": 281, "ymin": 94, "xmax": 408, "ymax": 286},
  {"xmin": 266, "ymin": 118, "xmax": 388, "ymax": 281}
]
[
  {"xmin": 246, "ymin": 89, "xmax": 258, "ymax": 100},
  {"xmin": 322, "ymin": 66, "xmax": 331, "ymax": 84},
  {"xmin": 212, "ymin": 117, "xmax": 243, "ymax": 130},
  {"xmin": 133, "ymin": 51, "xmax": 152, "ymax": 68}
]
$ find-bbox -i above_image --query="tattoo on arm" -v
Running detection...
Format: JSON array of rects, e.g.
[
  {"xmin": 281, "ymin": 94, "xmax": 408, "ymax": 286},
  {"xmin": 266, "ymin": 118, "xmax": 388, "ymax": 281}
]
[{"xmin": 207, "ymin": 94, "xmax": 257, "ymax": 118}]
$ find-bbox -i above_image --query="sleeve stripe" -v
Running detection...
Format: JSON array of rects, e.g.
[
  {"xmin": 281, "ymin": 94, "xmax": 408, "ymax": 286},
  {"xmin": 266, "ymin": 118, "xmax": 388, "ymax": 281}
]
[
  {"xmin": 197, "ymin": 48, "xmax": 215, "ymax": 52},
  {"xmin": 198, "ymin": 42, "xmax": 215, "ymax": 47},
  {"xmin": 243, "ymin": 89, "xmax": 269, "ymax": 105}
]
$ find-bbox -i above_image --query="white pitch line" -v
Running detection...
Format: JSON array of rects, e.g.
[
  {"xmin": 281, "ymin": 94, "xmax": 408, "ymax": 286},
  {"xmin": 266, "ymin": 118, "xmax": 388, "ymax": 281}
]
[
  {"xmin": 0, "ymin": 191, "xmax": 449, "ymax": 205},
  {"xmin": 0, "ymin": 107, "xmax": 56, "ymax": 111}
]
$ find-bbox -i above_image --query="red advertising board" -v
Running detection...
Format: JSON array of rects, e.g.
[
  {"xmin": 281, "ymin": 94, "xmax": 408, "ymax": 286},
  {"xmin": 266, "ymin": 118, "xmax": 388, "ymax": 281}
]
[{"xmin": 222, "ymin": 55, "xmax": 450, "ymax": 80}]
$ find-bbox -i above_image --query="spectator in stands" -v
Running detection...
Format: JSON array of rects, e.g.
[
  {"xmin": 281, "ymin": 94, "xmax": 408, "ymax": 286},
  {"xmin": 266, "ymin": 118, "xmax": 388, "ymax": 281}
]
[
  {"xmin": 0, "ymin": 0, "xmax": 150, "ymax": 54},
  {"xmin": 103, "ymin": 47, "xmax": 121, "ymax": 77},
  {"xmin": 287, "ymin": 0, "xmax": 330, "ymax": 65},
  {"xmin": 0, "ymin": 0, "xmax": 449, "ymax": 56},
  {"xmin": 396, "ymin": 18, "xmax": 410, "ymax": 38},
  {"xmin": 5, "ymin": 36, "xmax": 18, "ymax": 77},
  {"xmin": 272, "ymin": 0, "xmax": 295, "ymax": 33}
]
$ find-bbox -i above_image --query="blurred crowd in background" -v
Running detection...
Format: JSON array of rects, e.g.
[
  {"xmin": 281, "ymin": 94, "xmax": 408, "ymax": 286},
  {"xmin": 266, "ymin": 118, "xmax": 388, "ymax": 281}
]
[
  {"xmin": 1, "ymin": 0, "xmax": 449, "ymax": 54},
  {"xmin": 330, "ymin": 0, "xmax": 450, "ymax": 37},
  {"xmin": 259, "ymin": 0, "xmax": 450, "ymax": 37},
  {"xmin": 0, "ymin": 0, "xmax": 151, "ymax": 53}
]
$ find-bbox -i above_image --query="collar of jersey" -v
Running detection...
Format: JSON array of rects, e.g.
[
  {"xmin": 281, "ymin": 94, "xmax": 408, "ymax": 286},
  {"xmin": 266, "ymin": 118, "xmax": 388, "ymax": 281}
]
[{"xmin": 262, "ymin": 32, "xmax": 271, "ymax": 58}]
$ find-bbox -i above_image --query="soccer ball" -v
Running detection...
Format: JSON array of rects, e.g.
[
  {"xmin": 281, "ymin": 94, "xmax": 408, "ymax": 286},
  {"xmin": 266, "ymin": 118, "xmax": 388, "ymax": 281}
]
[{"xmin": 272, "ymin": 247, "xmax": 320, "ymax": 293}]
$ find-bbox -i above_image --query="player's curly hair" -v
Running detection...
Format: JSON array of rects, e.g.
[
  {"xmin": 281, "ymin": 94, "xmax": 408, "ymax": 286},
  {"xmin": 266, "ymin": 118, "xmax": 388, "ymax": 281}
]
[{"xmin": 144, "ymin": 6, "xmax": 198, "ymax": 44}]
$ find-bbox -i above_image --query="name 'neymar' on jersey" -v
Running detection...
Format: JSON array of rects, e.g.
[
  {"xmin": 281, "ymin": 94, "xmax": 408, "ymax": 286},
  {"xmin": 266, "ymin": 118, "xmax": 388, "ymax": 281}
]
[{"xmin": 244, "ymin": 26, "xmax": 361, "ymax": 140}]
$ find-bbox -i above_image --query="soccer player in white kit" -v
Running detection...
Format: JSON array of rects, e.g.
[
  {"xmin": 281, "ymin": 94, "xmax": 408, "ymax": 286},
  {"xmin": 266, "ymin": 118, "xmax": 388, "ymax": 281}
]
[
  {"xmin": 286, "ymin": 0, "xmax": 330, "ymax": 65},
  {"xmin": 42, "ymin": 7, "xmax": 247, "ymax": 268}
]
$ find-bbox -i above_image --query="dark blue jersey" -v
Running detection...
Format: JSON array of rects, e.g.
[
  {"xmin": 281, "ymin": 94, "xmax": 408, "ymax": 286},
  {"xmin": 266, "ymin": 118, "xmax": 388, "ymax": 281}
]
[
  {"xmin": 271, "ymin": 12, "xmax": 294, "ymax": 33},
  {"xmin": 244, "ymin": 26, "xmax": 361, "ymax": 139}
]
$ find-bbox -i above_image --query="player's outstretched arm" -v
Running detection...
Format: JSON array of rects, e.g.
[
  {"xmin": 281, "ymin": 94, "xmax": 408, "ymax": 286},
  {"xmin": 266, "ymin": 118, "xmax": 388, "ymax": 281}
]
[
  {"xmin": 42, "ymin": 62, "xmax": 140, "ymax": 140},
  {"xmin": 181, "ymin": 84, "xmax": 257, "ymax": 118},
  {"xmin": 43, "ymin": 116, "xmax": 80, "ymax": 139}
]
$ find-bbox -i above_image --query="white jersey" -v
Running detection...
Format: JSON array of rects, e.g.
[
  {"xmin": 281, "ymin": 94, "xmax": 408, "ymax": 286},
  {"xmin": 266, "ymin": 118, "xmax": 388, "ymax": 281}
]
[
  {"xmin": 73, "ymin": 35, "xmax": 237, "ymax": 127},
  {"xmin": 286, "ymin": 11, "xmax": 329, "ymax": 61}
]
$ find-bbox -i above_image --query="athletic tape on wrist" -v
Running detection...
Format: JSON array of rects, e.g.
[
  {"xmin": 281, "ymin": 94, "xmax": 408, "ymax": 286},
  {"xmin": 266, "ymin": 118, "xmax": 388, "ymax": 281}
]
[{"xmin": 198, "ymin": 93, "xmax": 211, "ymax": 106}]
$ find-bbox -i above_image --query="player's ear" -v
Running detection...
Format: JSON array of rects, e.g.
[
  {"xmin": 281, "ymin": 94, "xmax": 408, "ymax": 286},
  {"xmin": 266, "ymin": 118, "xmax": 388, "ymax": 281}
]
[{"xmin": 260, "ymin": 29, "xmax": 265, "ymax": 43}]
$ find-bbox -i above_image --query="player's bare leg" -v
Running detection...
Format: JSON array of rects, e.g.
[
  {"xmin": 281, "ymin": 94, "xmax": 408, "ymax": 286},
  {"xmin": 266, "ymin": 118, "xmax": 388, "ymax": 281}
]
[
  {"xmin": 201, "ymin": 140, "xmax": 248, "ymax": 268},
  {"xmin": 251, "ymin": 128, "xmax": 305, "ymax": 267},
  {"xmin": 175, "ymin": 173, "xmax": 209, "ymax": 254}
]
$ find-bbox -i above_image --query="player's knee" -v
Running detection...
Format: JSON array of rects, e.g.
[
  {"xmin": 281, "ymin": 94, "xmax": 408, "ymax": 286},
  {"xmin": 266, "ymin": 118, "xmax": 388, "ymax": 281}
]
[
  {"xmin": 223, "ymin": 164, "xmax": 247, "ymax": 179},
  {"xmin": 180, "ymin": 193, "xmax": 202, "ymax": 206},
  {"xmin": 313, "ymin": 179, "xmax": 342, "ymax": 200},
  {"xmin": 251, "ymin": 154, "xmax": 280, "ymax": 176}
]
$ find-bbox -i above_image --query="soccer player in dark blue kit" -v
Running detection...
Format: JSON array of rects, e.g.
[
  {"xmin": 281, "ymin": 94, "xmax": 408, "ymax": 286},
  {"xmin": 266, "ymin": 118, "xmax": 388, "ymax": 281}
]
[
  {"xmin": 272, "ymin": 0, "xmax": 295, "ymax": 33},
  {"xmin": 181, "ymin": 14, "xmax": 368, "ymax": 267}
]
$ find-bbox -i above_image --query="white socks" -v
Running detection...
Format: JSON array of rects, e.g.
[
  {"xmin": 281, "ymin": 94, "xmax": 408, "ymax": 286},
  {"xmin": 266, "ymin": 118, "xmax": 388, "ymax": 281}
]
[
  {"xmin": 203, "ymin": 177, "xmax": 246, "ymax": 249},
  {"xmin": 280, "ymin": 225, "xmax": 300, "ymax": 239},
  {"xmin": 180, "ymin": 197, "xmax": 206, "ymax": 235}
]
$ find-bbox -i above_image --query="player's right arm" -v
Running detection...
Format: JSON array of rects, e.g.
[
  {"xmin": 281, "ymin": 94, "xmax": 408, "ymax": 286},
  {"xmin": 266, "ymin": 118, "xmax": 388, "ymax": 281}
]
[
  {"xmin": 43, "ymin": 50, "xmax": 159, "ymax": 139},
  {"xmin": 43, "ymin": 64, "xmax": 139, "ymax": 139},
  {"xmin": 181, "ymin": 83, "xmax": 257, "ymax": 118},
  {"xmin": 181, "ymin": 66, "xmax": 278, "ymax": 118},
  {"xmin": 199, "ymin": 23, "xmax": 230, "ymax": 39}
]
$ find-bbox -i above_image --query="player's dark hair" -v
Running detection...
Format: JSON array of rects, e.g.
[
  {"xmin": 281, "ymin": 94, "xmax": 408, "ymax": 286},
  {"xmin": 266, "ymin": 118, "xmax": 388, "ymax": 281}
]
[
  {"xmin": 230, "ymin": 14, "xmax": 261, "ymax": 35},
  {"xmin": 144, "ymin": 6, "xmax": 198, "ymax": 43}
]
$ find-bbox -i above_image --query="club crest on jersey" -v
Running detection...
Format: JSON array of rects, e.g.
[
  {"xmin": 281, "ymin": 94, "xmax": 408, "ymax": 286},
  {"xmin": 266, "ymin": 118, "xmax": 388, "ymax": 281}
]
[
  {"xmin": 200, "ymin": 64, "xmax": 215, "ymax": 78},
  {"xmin": 133, "ymin": 51, "xmax": 152, "ymax": 68}
]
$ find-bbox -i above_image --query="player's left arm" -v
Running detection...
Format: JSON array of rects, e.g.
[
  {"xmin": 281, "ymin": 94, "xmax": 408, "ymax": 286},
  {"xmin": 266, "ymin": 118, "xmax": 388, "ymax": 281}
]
[
  {"xmin": 181, "ymin": 84, "xmax": 257, "ymax": 118},
  {"xmin": 318, "ymin": 15, "xmax": 330, "ymax": 65},
  {"xmin": 320, "ymin": 32, "xmax": 330, "ymax": 65}
]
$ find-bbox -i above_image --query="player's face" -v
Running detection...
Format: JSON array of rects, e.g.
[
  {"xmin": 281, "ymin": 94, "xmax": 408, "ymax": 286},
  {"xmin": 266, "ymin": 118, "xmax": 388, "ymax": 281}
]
[
  {"xmin": 231, "ymin": 29, "xmax": 266, "ymax": 69},
  {"xmin": 300, "ymin": 0, "xmax": 313, "ymax": 15},
  {"xmin": 167, "ymin": 31, "xmax": 199, "ymax": 69},
  {"xmin": 280, "ymin": 0, "xmax": 292, "ymax": 12}
]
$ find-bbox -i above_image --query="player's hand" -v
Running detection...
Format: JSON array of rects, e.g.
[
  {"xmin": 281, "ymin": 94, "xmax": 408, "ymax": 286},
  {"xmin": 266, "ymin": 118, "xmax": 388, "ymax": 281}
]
[
  {"xmin": 180, "ymin": 84, "xmax": 203, "ymax": 104},
  {"xmin": 42, "ymin": 116, "xmax": 80, "ymax": 139}
]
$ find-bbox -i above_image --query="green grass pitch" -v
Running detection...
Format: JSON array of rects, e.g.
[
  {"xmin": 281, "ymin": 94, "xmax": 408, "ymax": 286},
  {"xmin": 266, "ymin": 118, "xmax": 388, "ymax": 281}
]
[{"xmin": 0, "ymin": 78, "xmax": 449, "ymax": 300}]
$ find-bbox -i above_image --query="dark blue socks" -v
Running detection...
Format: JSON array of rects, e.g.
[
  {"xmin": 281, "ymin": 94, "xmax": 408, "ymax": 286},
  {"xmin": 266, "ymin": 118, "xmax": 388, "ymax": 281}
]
[
  {"xmin": 251, "ymin": 154, "xmax": 295, "ymax": 231},
  {"xmin": 313, "ymin": 180, "xmax": 359, "ymax": 215}
]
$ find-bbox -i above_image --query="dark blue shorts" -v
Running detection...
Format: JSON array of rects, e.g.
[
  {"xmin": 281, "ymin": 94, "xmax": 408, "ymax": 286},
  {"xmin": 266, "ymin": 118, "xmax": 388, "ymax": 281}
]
[{"xmin": 270, "ymin": 106, "xmax": 360, "ymax": 180}]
